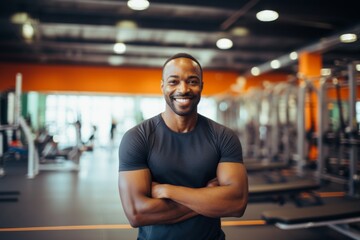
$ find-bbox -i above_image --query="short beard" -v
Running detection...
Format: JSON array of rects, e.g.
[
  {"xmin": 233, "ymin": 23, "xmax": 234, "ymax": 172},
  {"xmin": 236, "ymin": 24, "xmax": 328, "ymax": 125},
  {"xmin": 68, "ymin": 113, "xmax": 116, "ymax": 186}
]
[{"xmin": 165, "ymin": 94, "xmax": 200, "ymax": 116}]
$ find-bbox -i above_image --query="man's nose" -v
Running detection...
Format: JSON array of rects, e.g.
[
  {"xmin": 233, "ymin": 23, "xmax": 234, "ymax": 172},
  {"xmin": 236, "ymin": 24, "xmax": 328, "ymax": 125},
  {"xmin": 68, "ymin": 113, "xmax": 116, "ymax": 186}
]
[{"xmin": 178, "ymin": 81, "xmax": 189, "ymax": 93}]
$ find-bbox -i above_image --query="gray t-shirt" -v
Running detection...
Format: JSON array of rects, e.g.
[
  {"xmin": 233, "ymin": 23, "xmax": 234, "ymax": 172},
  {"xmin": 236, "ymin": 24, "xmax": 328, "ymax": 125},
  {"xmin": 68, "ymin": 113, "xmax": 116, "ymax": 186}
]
[{"xmin": 119, "ymin": 114, "xmax": 243, "ymax": 240}]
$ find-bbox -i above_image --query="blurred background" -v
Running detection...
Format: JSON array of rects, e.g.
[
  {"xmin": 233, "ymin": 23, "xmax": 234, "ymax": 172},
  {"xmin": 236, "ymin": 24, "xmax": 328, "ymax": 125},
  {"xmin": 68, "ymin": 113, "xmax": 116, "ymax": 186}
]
[{"xmin": 0, "ymin": 1, "xmax": 359, "ymax": 240}]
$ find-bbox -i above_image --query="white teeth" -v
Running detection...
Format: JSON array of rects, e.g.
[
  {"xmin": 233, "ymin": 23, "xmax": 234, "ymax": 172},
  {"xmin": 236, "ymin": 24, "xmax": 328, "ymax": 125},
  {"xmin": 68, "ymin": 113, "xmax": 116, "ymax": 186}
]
[{"xmin": 175, "ymin": 98, "xmax": 189, "ymax": 103}]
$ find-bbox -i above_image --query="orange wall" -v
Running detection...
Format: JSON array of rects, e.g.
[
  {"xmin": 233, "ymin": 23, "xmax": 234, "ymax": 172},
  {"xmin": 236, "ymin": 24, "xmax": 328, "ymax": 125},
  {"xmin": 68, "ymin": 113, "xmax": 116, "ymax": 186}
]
[
  {"xmin": 0, "ymin": 63, "xmax": 298, "ymax": 97},
  {"xmin": 0, "ymin": 63, "xmax": 242, "ymax": 96}
]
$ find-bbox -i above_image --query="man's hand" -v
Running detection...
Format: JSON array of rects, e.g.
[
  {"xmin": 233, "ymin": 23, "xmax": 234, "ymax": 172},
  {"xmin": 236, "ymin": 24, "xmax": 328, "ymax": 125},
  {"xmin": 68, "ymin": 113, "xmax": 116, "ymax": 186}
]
[
  {"xmin": 206, "ymin": 178, "xmax": 219, "ymax": 187},
  {"xmin": 152, "ymin": 178, "xmax": 219, "ymax": 199},
  {"xmin": 149, "ymin": 163, "xmax": 248, "ymax": 218},
  {"xmin": 152, "ymin": 181, "xmax": 168, "ymax": 198}
]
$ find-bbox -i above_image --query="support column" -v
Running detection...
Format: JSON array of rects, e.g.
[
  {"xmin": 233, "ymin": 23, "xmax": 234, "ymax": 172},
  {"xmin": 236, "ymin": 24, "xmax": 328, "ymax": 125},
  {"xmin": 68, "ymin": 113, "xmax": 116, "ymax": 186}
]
[{"xmin": 299, "ymin": 52, "xmax": 322, "ymax": 79}]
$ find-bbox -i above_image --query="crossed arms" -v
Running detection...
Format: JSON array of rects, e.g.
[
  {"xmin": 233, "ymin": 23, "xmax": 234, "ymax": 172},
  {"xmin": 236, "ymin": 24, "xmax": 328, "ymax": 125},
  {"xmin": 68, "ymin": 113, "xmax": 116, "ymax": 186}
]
[{"xmin": 118, "ymin": 162, "xmax": 248, "ymax": 228}]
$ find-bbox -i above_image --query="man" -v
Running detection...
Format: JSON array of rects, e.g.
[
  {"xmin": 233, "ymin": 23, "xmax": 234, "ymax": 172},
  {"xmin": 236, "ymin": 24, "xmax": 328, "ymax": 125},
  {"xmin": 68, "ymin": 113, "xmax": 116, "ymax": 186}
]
[{"xmin": 118, "ymin": 53, "xmax": 248, "ymax": 240}]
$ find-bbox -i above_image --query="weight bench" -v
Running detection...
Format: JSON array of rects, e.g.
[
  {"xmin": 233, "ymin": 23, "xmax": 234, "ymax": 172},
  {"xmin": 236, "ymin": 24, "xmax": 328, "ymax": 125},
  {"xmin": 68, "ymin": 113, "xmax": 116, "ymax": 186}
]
[
  {"xmin": 249, "ymin": 179, "xmax": 321, "ymax": 206},
  {"xmin": 262, "ymin": 200, "xmax": 360, "ymax": 240},
  {"xmin": 245, "ymin": 161, "xmax": 289, "ymax": 173},
  {"xmin": 245, "ymin": 161, "xmax": 292, "ymax": 183}
]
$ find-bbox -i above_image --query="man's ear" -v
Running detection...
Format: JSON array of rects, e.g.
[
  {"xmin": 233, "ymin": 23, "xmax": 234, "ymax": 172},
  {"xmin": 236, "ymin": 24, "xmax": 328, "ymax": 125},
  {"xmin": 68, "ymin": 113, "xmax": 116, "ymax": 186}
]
[
  {"xmin": 160, "ymin": 80, "xmax": 164, "ymax": 92},
  {"xmin": 201, "ymin": 81, "xmax": 204, "ymax": 91}
]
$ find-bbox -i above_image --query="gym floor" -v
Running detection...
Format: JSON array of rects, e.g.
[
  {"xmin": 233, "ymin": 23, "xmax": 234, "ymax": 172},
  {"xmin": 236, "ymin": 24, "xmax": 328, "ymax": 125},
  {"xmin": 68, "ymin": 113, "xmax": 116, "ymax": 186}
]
[{"xmin": 0, "ymin": 146, "xmax": 355, "ymax": 240}]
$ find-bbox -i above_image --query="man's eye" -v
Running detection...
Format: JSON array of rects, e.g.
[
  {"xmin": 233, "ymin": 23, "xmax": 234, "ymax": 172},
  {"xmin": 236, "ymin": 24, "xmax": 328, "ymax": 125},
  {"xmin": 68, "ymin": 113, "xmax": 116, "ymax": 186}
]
[
  {"xmin": 168, "ymin": 80, "xmax": 177, "ymax": 85},
  {"xmin": 189, "ymin": 80, "xmax": 200, "ymax": 85}
]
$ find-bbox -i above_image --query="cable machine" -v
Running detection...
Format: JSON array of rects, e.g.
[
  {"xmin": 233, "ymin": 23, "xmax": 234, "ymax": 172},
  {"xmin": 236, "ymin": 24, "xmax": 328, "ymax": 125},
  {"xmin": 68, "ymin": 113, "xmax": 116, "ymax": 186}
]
[{"xmin": 317, "ymin": 61, "xmax": 360, "ymax": 198}]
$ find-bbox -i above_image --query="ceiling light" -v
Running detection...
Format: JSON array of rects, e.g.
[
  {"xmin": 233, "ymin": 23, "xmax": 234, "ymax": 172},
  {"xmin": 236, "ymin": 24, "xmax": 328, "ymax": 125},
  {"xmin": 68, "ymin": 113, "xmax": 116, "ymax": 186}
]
[
  {"xmin": 339, "ymin": 33, "xmax": 357, "ymax": 43},
  {"xmin": 270, "ymin": 59, "xmax": 281, "ymax": 69},
  {"xmin": 116, "ymin": 20, "xmax": 138, "ymax": 29},
  {"xmin": 356, "ymin": 64, "xmax": 360, "ymax": 72},
  {"xmin": 108, "ymin": 56, "xmax": 124, "ymax": 66},
  {"xmin": 256, "ymin": 10, "xmax": 279, "ymax": 22},
  {"xmin": 231, "ymin": 27, "xmax": 249, "ymax": 36},
  {"xmin": 216, "ymin": 38, "xmax": 233, "ymax": 50},
  {"xmin": 251, "ymin": 67, "xmax": 260, "ymax": 76},
  {"xmin": 289, "ymin": 51, "xmax": 298, "ymax": 60},
  {"xmin": 22, "ymin": 22, "xmax": 34, "ymax": 39},
  {"xmin": 113, "ymin": 43, "xmax": 126, "ymax": 54},
  {"xmin": 321, "ymin": 68, "xmax": 331, "ymax": 76},
  {"xmin": 10, "ymin": 12, "xmax": 30, "ymax": 24},
  {"xmin": 127, "ymin": 0, "xmax": 150, "ymax": 11}
]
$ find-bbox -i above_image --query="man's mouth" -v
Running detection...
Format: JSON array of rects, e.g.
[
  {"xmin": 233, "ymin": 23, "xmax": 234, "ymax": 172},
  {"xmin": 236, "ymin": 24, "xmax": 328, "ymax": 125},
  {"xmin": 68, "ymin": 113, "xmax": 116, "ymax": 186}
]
[{"xmin": 174, "ymin": 98, "xmax": 191, "ymax": 103}]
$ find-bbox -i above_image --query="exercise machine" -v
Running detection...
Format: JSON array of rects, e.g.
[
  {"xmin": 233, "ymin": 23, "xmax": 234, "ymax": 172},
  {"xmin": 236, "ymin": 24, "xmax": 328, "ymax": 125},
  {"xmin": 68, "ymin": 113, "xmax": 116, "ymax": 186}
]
[
  {"xmin": 0, "ymin": 73, "xmax": 22, "ymax": 201},
  {"xmin": 262, "ymin": 199, "xmax": 360, "ymax": 240},
  {"xmin": 261, "ymin": 61, "xmax": 360, "ymax": 240},
  {"xmin": 249, "ymin": 178, "xmax": 321, "ymax": 206},
  {"xmin": 317, "ymin": 62, "xmax": 360, "ymax": 197}
]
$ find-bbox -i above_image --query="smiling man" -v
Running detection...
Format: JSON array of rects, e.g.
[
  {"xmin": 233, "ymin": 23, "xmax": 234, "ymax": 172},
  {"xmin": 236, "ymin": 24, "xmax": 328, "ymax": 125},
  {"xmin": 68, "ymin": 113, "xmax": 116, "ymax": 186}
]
[{"xmin": 118, "ymin": 53, "xmax": 248, "ymax": 240}]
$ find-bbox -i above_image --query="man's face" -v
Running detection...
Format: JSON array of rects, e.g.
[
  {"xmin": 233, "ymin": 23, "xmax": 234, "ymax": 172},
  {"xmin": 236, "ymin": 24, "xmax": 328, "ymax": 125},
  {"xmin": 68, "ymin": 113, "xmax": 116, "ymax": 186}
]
[{"xmin": 161, "ymin": 58, "xmax": 203, "ymax": 116}]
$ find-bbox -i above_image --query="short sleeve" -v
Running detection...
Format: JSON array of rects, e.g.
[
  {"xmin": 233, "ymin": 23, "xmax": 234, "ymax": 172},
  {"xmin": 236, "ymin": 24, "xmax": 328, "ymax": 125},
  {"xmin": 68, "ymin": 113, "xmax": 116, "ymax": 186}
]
[
  {"xmin": 219, "ymin": 128, "xmax": 243, "ymax": 163},
  {"xmin": 118, "ymin": 127, "xmax": 149, "ymax": 171}
]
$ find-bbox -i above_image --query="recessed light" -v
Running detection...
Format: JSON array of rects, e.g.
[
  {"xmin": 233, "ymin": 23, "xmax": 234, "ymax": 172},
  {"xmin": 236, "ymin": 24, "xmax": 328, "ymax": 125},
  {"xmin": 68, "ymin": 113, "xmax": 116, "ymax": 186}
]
[
  {"xmin": 113, "ymin": 43, "xmax": 126, "ymax": 54},
  {"xmin": 321, "ymin": 68, "xmax": 331, "ymax": 76},
  {"xmin": 256, "ymin": 10, "xmax": 279, "ymax": 22},
  {"xmin": 10, "ymin": 12, "xmax": 29, "ymax": 24},
  {"xmin": 356, "ymin": 64, "xmax": 360, "ymax": 71},
  {"xmin": 231, "ymin": 27, "xmax": 249, "ymax": 36},
  {"xmin": 108, "ymin": 56, "xmax": 124, "ymax": 66},
  {"xmin": 116, "ymin": 20, "xmax": 138, "ymax": 29},
  {"xmin": 289, "ymin": 51, "xmax": 298, "ymax": 60},
  {"xmin": 22, "ymin": 22, "xmax": 34, "ymax": 39},
  {"xmin": 216, "ymin": 38, "xmax": 233, "ymax": 50},
  {"xmin": 339, "ymin": 33, "xmax": 357, "ymax": 43},
  {"xmin": 270, "ymin": 59, "xmax": 281, "ymax": 69},
  {"xmin": 127, "ymin": 0, "xmax": 150, "ymax": 11},
  {"xmin": 251, "ymin": 67, "xmax": 260, "ymax": 76}
]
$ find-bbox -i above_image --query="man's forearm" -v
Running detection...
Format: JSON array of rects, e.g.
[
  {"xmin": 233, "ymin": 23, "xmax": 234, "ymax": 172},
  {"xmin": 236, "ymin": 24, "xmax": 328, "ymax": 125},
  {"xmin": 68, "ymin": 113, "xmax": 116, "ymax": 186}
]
[
  {"xmin": 149, "ymin": 198, "xmax": 198, "ymax": 224},
  {"xmin": 153, "ymin": 184, "xmax": 247, "ymax": 218},
  {"xmin": 118, "ymin": 170, "xmax": 198, "ymax": 228},
  {"xmin": 126, "ymin": 196, "xmax": 197, "ymax": 227}
]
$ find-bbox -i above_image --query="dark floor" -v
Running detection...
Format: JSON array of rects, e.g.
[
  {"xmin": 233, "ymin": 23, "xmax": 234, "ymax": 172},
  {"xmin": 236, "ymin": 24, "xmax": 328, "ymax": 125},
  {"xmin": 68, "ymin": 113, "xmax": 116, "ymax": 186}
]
[{"xmin": 0, "ymin": 147, "xmax": 358, "ymax": 240}]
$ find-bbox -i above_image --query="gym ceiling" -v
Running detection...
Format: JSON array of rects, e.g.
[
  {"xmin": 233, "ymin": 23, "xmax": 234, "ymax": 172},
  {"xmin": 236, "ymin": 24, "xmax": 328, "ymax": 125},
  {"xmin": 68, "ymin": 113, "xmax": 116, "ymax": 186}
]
[{"xmin": 0, "ymin": 0, "xmax": 359, "ymax": 77}]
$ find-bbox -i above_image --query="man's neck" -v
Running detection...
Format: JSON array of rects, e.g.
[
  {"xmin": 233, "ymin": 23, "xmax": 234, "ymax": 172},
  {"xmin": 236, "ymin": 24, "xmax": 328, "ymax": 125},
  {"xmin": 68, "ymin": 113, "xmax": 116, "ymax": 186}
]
[{"xmin": 161, "ymin": 112, "xmax": 198, "ymax": 133}]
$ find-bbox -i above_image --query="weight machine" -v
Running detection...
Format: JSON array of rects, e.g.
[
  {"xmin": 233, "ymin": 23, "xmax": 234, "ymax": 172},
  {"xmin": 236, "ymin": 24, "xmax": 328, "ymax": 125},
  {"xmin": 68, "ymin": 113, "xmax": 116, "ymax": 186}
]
[{"xmin": 317, "ymin": 62, "xmax": 360, "ymax": 197}]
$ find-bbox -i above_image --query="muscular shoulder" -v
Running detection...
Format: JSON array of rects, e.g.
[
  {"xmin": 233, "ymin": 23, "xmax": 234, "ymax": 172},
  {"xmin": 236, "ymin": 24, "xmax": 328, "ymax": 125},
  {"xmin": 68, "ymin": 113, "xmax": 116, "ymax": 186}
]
[
  {"xmin": 199, "ymin": 114, "xmax": 236, "ymax": 138},
  {"xmin": 199, "ymin": 114, "xmax": 243, "ymax": 163},
  {"xmin": 123, "ymin": 114, "xmax": 162, "ymax": 140},
  {"xmin": 119, "ymin": 114, "xmax": 162, "ymax": 171}
]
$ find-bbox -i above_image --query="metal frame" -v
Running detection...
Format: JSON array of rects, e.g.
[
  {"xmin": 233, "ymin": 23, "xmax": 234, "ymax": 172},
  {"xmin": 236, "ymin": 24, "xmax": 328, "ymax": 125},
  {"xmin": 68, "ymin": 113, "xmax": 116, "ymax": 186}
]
[
  {"xmin": 317, "ymin": 62, "xmax": 359, "ymax": 197},
  {"xmin": 275, "ymin": 217, "xmax": 360, "ymax": 240}
]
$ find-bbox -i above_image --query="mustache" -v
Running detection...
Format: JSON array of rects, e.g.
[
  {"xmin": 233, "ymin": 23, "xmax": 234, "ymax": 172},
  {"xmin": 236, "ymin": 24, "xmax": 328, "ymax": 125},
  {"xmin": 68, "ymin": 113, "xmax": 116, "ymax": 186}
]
[{"xmin": 170, "ymin": 93, "xmax": 194, "ymax": 98}]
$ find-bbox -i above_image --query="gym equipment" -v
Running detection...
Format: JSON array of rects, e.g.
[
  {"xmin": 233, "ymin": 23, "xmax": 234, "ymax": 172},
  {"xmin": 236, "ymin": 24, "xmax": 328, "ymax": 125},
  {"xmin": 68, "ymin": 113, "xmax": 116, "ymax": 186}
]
[
  {"xmin": 245, "ymin": 80, "xmax": 299, "ymax": 172},
  {"xmin": 245, "ymin": 161, "xmax": 289, "ymax": 173},
  {"xmin": 233, "ymin": 87, "xmax": 263, "ymax": 161},
  {"xmin": 268, "ymin": 80, "xmax": 298, "ymax": 165},
  {"xmin": 26, "ymin": 121, "xmax": 82, "ymax": 179},
  {"xmin": 261, "ymin": 62, "xmax": 360, "ymax": 240},
  {"xmin": 262, "ymin": 199, "xmax": 360, "ymax": 240},
  {"xmin": 249, "ymin": 178, "xmax": 321, "ymax": 206},
  {"xmin": 0, "ymin": 73, "xmax": 22, "ymax": 201},
  {"xmin": 317, "ymin": 61, "xmax": 359, "ymax": 197},
  {"xmin": 234, "ymin": 80, "xmax": 299, "ymax": 168},
  {"xmin": 295, "ymin": 79, "xmax": 319, "ymax": 176}
]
